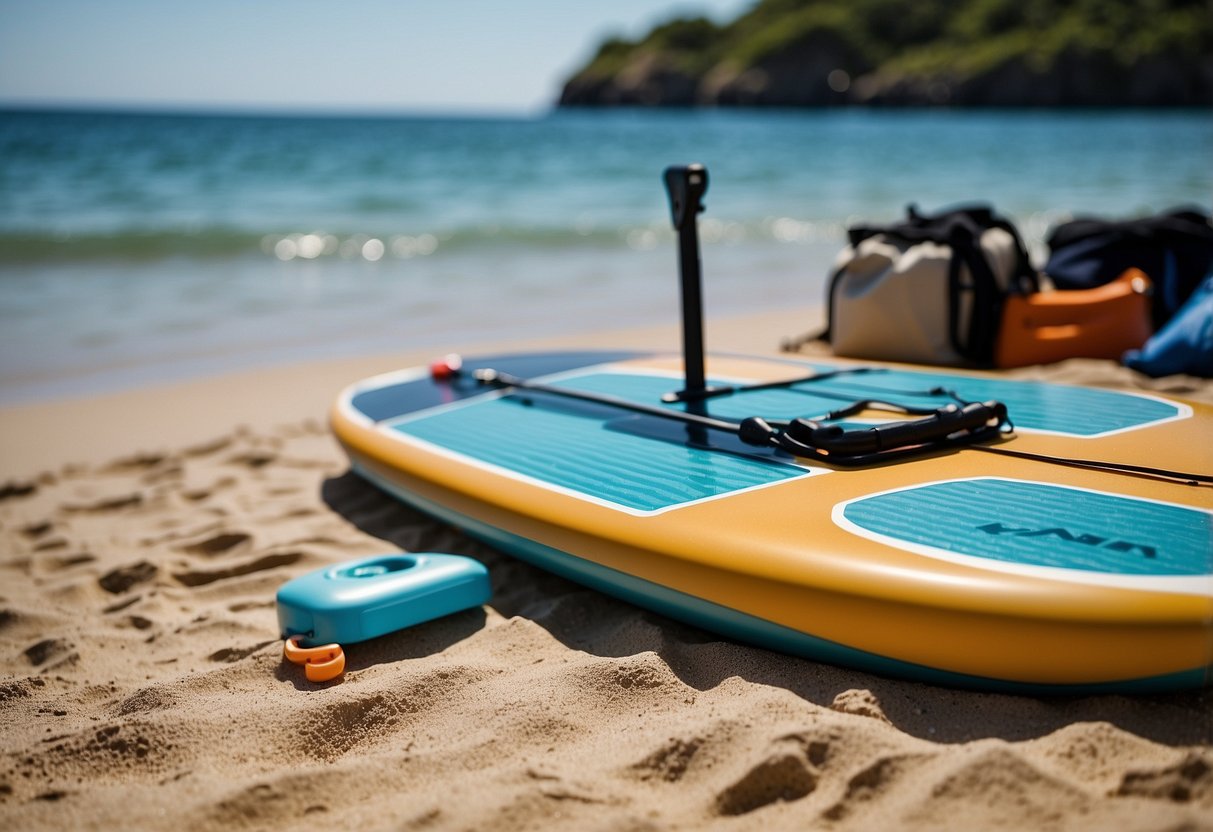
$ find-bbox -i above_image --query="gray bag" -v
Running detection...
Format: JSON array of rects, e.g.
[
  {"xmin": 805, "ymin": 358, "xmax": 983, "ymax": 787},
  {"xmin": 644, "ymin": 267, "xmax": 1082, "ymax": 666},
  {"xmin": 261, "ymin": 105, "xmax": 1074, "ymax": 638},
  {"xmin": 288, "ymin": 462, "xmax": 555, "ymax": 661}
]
[{"xmin": 825, "ymin": 206, "xmax": 1038, "ymax": 366}]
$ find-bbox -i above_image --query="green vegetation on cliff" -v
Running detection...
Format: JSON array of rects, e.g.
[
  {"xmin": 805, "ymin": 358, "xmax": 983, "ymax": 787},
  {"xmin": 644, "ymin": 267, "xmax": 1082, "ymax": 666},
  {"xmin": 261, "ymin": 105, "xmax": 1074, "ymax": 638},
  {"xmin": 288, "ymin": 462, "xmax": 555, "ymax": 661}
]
[{"xmin": 559, "ymin": 0, "xmax": 1213, "ymax": 107}]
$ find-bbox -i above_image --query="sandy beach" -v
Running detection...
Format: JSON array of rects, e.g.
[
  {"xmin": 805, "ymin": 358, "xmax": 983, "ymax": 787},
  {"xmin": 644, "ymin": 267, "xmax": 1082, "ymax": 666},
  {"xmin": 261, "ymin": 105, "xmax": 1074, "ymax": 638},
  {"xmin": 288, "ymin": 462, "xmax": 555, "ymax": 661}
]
[{"xmin": 2, "ymin": 307, "xmax": 1212, "ymax": 831}]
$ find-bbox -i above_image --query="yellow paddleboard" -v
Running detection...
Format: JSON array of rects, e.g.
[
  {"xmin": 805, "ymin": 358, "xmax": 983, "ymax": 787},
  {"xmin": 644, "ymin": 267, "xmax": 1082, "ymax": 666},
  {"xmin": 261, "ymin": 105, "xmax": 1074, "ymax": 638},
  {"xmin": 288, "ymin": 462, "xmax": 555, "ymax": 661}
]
[{"xmin": 331, "ymin": 350, "xmax": 1213, "ymax": 693}]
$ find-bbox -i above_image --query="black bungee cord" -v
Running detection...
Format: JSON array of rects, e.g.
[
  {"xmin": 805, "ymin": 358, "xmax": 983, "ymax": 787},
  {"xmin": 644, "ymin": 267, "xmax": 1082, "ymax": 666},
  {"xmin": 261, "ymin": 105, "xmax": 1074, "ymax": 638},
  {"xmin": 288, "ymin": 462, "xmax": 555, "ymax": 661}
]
[{"xmin": 471, "ymin": 367, "xmax": 1008, "ymax": 465}]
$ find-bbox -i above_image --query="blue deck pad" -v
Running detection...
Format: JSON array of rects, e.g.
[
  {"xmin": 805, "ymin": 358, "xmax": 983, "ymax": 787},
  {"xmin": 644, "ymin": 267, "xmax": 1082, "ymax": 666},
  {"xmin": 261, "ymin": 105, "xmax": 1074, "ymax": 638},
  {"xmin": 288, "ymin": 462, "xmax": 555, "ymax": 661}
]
[
  {"xmin": 840, "ymin": 478, "xmax": 1212, "ymax": 577},
  {"xmin": 392, "ymin": 392, "xmax": 814, "ymax": 514},
  {"xmin": 552, "ymin": 368, "xmax": 1183, "ymax": 437}
]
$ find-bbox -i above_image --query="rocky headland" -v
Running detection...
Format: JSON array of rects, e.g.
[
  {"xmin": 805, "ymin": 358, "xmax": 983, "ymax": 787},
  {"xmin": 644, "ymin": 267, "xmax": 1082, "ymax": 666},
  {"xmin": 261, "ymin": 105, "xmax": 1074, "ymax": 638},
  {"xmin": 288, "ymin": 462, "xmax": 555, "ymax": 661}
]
[{"xmin": 558, "ymin": 0, "xmax": 1213, "ymax": 108}]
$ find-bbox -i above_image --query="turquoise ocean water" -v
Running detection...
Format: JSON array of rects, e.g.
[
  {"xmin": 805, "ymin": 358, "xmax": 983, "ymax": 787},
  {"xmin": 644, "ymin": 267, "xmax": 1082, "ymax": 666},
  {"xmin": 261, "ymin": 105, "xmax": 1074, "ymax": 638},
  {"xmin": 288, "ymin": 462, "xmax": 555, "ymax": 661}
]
[{"xmin": 1, "ymin": 108, "xmax": 1209, "ymax": 404}]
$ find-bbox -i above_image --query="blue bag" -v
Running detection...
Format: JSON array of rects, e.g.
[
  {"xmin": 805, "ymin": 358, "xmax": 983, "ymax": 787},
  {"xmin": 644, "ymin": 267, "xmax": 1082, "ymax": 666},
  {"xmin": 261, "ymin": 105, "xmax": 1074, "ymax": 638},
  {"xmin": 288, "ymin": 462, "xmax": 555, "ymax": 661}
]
[{"xmin": 1123, "ymin": 274, "xmax": 1213, "ymax": 378}]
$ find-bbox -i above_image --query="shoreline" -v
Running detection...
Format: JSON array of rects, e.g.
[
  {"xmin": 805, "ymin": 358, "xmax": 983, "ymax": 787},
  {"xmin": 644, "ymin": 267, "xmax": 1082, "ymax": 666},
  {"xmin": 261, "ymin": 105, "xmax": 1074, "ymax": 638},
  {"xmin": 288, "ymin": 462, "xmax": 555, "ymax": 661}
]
[
  {"xmin": 2, "ymin": 307, "xmax": 1211, "ymax": 831},
  {"xmin": 0, "ymin": 306, "xmax": 823, "ymax": 476},
  {"xmin": 0, "ymin": 240, "xmax": 837, "ymax": 410},
  {"xmin": 7, "ymin": 301, "xmax": 1213, "ymax": 477}
]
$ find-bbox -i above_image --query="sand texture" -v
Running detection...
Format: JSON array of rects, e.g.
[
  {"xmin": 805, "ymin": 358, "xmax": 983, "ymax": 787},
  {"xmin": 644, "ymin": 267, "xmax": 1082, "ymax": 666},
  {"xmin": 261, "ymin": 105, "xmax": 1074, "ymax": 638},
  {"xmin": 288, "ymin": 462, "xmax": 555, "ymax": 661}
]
[{"xmin": 2, "ymin": 322, "xmax": 1212, "ymax": 831}]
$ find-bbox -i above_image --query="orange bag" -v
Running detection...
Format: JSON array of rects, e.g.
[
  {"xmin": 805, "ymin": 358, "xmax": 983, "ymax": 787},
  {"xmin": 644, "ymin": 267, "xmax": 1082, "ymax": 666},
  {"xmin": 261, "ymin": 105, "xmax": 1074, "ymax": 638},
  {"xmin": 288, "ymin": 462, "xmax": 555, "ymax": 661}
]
[{"xmin": 995, "ymin": 268, "xmax": 1153, "ymax": 368}]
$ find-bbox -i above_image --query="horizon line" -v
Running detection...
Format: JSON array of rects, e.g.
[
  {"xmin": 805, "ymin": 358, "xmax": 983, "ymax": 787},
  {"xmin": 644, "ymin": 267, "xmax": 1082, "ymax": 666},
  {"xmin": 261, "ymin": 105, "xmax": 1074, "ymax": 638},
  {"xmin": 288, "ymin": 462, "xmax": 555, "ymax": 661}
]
[
  {"xmin": 3, "ymin": 100, "xmax": 1211, "ymax": 121},
  {"xmin": 0, "ymin": 98, "xmax": 557, "ymax": 120}
]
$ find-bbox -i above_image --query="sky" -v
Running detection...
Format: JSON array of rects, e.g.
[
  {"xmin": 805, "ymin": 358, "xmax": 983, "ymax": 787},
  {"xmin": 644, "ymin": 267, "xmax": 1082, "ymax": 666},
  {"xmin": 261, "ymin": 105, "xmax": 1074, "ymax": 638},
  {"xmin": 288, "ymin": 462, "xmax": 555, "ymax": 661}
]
[{"xmin": 0, "ymin": 0, "xmax": 753, "ymax": 115}]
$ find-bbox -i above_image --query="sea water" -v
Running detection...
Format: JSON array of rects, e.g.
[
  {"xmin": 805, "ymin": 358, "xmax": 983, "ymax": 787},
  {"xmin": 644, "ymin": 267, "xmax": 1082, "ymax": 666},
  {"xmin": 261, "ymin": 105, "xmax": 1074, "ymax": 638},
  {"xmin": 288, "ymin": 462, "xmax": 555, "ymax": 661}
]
[{"xmin": 1, "ymin": 108, "xmax": 1209, "ymax": 403}]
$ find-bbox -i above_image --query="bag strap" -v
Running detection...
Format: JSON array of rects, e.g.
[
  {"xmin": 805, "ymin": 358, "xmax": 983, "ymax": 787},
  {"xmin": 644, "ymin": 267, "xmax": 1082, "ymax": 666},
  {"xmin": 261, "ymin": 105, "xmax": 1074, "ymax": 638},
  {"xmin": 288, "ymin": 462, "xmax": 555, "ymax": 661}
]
[{"xmin": 943, "ymin": 219, "xmax": 1004, "ymax": 364}]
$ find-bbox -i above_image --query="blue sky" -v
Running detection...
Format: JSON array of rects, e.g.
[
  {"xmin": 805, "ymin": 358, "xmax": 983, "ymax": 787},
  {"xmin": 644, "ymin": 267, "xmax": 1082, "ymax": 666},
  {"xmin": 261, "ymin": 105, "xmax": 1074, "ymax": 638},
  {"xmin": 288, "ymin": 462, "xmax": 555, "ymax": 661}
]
[{"xmin": 0, "ymin": 0, "xmax": 752, "ymax": 114}]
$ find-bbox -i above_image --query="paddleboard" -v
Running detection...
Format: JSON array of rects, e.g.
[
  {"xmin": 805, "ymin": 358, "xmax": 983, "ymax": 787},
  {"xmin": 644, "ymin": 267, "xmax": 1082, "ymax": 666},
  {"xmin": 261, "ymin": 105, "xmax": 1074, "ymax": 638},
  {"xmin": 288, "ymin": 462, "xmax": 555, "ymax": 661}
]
[{"xmin": 331, "ymin": 349, "xmax": 1213, "ymax": 693}]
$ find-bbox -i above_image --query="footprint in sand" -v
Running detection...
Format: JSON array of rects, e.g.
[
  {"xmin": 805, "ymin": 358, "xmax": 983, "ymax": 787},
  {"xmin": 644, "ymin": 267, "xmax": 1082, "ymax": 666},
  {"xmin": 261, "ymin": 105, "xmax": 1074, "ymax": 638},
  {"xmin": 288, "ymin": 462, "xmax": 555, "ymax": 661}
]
[
  {"xmin": 180, "ymin": 475, "xmax": 236, "ymax": 502},
  {"xmin": 225, "ymin": 450, "xmax": 277, "ymax": 469},
  {"xmin": 183, "ymin": 436, "xmax": 233, "ymax": 458},
  {"xmin": 633, "ymin": 736, "xmax": 704, "ymax": 783},
  {"xmin": 0, "ymin": 480, "xmax": 37, "ymax": 500},
  {"xmin": 102, "ymin": 451, "xmax": 169, "ymax": 472},
  {"xmin": 63, "ymin": 491, "xmax": 145, "ymax": 513},
  {"xmin": 22, "ymin": 638, "xmax": 78, "ymax": 671},
  {"xmin": 43, "ymin": 552, "xmax": 97, "ymax": 571},
  {"xmin": 173, "ymin": 551, "xmax": 302, "ymax": 587},
  {"xmin": 1117, "ymin": 752, "xmax": 1213, "ymax": 804},
  {"xmin": 20, "ymin": 520, "xmax": 53, "ymax": 538},
  {"xmin": 715, "ymin": 749, "xmax": 818, "ymax": 816},
  {"xmin": 821, "ymin": 753, "xmax": 929, "ymax": 822},
  {"xmin": 98, "ymin": 561, "xmax": 159, "ymax": 594},
  {"xmin": 180, "ymin": 531, "xmax": 251, "ymax": 557},
  {"xmin": 208, "ymin": 641, "xmax": 275, "ymax": 663}
]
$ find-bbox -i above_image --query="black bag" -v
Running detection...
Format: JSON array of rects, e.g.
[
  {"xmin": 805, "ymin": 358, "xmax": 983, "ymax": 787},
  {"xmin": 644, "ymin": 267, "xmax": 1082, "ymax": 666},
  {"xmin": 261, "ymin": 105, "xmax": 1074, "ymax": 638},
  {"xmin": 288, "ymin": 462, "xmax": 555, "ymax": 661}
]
[
  {"xmin": 824, "ymin": 204, "xmax": 1038, "ymax": 366},
  {"xmin": 1045, "ymin": 207, "xmax": 1213, "ymax": 327}
]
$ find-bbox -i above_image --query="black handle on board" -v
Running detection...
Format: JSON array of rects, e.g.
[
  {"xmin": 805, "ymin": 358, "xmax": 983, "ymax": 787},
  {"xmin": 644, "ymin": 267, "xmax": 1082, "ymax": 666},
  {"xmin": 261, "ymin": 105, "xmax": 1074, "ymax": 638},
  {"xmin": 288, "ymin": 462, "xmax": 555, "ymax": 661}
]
[{"xmin": 662, "ymin": 164, "xmax": 718, "ymax": 404}]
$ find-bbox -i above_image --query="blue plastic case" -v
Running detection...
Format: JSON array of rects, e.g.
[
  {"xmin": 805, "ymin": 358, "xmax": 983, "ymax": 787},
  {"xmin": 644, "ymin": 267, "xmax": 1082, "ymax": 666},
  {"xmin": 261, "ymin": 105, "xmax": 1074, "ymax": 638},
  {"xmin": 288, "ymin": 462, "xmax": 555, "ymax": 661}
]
[{"xmin": 276, "ymin": 553, "xmax": 491, "ymax": 646}]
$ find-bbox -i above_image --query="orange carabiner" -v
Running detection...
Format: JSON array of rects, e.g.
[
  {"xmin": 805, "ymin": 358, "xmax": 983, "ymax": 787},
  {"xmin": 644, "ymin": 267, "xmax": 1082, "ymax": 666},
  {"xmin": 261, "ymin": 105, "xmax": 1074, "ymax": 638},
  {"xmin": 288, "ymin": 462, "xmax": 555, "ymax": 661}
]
[{"xmin": 283, "ymin": 636, "xmax": 346, "ymax": 683}]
